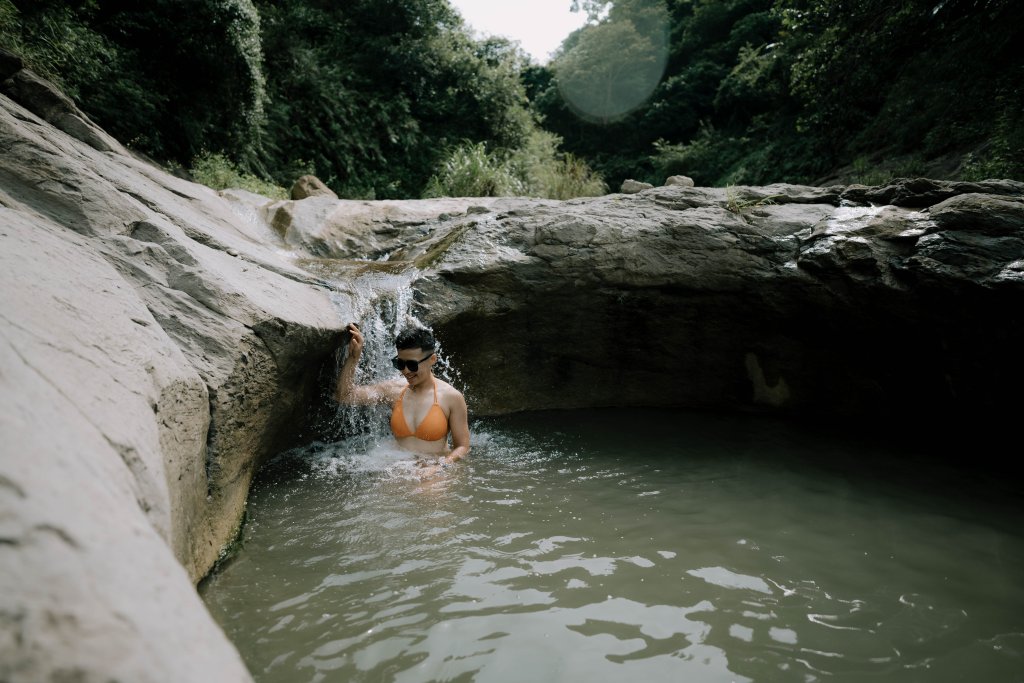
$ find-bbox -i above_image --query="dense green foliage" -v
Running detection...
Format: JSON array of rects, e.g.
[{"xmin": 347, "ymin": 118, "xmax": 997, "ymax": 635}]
[
  {"xmin": 2, "ymin": 0, "xmax": 1020, "ymax": 195},
  {"xmin": 190, "ymin": 152, "xmax": 288, "ymax": 199},
  {"xmin": 1, "ymin": 0, "xmax": 599, "ymax": 198},
  {"xmin": 254, "ymin": 1, "xmax": 538, "ymax": 197},
  {"xmin": 1, "ymin": 0, "xmax": 268, "ymax": 170},
  {"xmin": 536, "ymin": 0, "xmax": 1024, "ymax": 187}
]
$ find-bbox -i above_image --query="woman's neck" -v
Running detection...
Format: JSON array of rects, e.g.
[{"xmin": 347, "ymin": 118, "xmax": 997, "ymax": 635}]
[{"xmin": 409, "ymin": 373, "xmax": 435, "ymax": 393}]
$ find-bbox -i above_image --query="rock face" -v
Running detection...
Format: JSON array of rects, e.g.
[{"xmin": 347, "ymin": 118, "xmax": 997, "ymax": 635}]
[
  {"xmin": 252, "ymin": 194, "xmax": 552, "ymax": 259},
  {"xmin": 1, "ymin": 64, "xmax": 123, "ymax": 153},
  {"xmin": 1, "ymin": 71, "xmax": 349, "ymax": 681},
  {"xmin": 400, "ymin": 182, "xmax": 1024, "ymax": 424}
]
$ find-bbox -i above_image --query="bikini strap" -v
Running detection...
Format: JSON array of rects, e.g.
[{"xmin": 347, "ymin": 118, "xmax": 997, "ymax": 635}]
[{"xmin": 396, "ymin": 384, "xmax": 434, "ymax": 403}]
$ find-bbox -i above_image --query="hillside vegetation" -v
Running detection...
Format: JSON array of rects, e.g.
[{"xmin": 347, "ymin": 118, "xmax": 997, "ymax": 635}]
[{"xmin": 3, "ymin": 0, "xmax": 1020, "ymax": 197}]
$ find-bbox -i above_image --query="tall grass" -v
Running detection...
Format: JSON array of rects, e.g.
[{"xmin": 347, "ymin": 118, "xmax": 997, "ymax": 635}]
[
  {"xmin": 961, "ymin": 94, "xmax": 1024, "ymax": 182},
  {"xmin": 424, "ymin": 129, "xmax": 607, "ymax": 199},
  {"xmin": 513, "ymin": 129, "xmax": 607, "ymax": 199},
  {"xmin": 190, "ymin": 152, "xmax": 288, "ymax": 199},
  {"xmin": 422, "ymin": 142, "xmax": 525, "ymax": 198}
]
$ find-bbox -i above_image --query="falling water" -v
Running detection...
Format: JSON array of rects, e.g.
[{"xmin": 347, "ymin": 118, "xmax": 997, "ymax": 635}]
[{"xmin": 300, "ymin": 261, "xmax": 463, "ymax": 454}]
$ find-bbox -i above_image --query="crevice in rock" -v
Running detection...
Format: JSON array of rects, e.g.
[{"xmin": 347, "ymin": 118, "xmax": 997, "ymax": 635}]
[
  {"xmin": 102, "ymin": 436, "xmax": 156, "ymax": 518},
  {"xmin": 0, "ymin": 474, "xmax": 26, "ymax": 498},
  {"xmin": 204, "ymin": 384, "xmax": 221, "ymax": 499},
  {"xmin": 33, "ymin": 524, "xmax": 82, "ymax": 549}
]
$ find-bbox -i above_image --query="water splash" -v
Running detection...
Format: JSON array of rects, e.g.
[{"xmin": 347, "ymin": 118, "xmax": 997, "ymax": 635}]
[{"xmin": 312, "ymin": 264, "xmax": 465, "ymax": 452}]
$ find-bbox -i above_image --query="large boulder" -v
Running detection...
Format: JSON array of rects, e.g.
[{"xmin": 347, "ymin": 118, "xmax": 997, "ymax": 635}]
[
  {"xmin": 620, "ymin": 179, "xmax": 653, "ymax": 193},
  {"xmin": 665, "ymin": 174, "xmax": 694, "ymax": 187},
  {"xmin": 1, "ymin": 70, "xmax": 348, "ymax": 682},
  {"xmin": 401, "ymin": 182, "xmax": 1024, "ymax": 423}
]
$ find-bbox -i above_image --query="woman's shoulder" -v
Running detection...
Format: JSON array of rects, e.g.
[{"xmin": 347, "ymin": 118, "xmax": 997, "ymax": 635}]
[{"xmin": 434, "ymin": 377, "xmax": 466, "ymax": 403}]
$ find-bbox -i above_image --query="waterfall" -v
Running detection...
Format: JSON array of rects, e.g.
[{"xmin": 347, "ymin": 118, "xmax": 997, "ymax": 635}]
[{"xmin": 316, "ymin": 264, "xmax": 462, "ymax": 451}]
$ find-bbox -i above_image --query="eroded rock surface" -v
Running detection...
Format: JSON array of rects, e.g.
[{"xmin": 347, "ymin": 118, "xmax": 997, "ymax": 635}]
[
  {"xmin": 400, "ymin": 182, "xmax": 1024, "ymax": 421},
  {"xmin": 242, "ymin": 193, "xmax": 552, "ymax": 259},
  {"xmin": 1, "ymin": 71, "xmax": 348, "ymax": 682}
]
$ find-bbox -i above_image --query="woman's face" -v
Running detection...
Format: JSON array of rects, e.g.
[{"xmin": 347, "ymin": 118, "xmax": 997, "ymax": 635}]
[{"xmin": 395, "ymin": 347, "xmax": 434, "ymax": 386}]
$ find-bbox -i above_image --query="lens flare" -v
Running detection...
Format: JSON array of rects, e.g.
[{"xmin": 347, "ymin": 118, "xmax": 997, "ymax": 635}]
[{"xmin": 555, "ymin": 3, "xmax": 669, "ymax": 124}]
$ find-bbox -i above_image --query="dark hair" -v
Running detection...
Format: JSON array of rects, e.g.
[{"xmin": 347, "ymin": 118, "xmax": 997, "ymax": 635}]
[{"xmin": 395, "ymin": 326, "xmax": 435, "ymax": 352}]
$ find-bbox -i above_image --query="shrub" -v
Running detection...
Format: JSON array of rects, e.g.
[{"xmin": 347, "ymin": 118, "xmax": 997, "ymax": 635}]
[
  {"xmin": 510, "ymin": 128, "xmax": 607, "ymax": 199},
  {"xmin": 961, "ymin": 92, "xmax": 1024, "ymax": 182},
  {"xmin": 190, "ymin": 152, "xmax": 287, "ymax": 199},
  {"xmin": 422, "ymin": 142, "xmax": 525, "ymax": 198},
  {"xmin": 651, "ymin": 124, "xmax": 747, "ymax": 187},
  {"xmin": 423, "ymin": 130, "xmax": 607, "ymax": 199}
]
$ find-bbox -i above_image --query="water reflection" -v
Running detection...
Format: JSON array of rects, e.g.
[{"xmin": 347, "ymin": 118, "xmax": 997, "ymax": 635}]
[{"xmin": 201, "ymin": 409, "xmax": 1024, "ymax": 683}]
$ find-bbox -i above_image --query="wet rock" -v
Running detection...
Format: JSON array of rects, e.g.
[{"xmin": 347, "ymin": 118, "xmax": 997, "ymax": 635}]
[
  {"xmin": 842, "ymin": 177, "xmax": 1024, "ymax": 208},
  {"xmin": 927, "ymin": 192, "xmax": 1024, "ymax": 236},
  {"xmin": 257, "ymin": 195, "xmax": 551, "ymax": 259}
]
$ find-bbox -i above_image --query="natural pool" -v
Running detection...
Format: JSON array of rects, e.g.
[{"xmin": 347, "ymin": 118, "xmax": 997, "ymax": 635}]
[{"xmin": 200, "ymin": 408, "xmax": 1024, "ymax": 682}]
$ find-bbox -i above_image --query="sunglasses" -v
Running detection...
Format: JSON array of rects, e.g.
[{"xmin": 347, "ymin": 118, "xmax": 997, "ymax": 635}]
[{"xmin": 391, "ymin": 352, "xmax": 433, "ymax": 372}]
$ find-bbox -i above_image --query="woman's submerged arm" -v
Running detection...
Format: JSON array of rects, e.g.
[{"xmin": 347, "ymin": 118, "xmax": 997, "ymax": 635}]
[{"xmin": 446, "ymin": 391, "xmax": 471, "ymax": 463}]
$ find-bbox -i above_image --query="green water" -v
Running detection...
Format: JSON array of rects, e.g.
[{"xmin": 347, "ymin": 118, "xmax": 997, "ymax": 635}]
[{"xmin": 200, "ymin": 409, "xmax": 1024, "ymax": 682}]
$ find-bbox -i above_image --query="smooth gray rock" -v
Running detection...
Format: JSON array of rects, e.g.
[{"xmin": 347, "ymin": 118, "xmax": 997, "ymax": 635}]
[
  {"xmin": 1, "ymin": 71, "xmax": 348, "ymax": 682},
  {"xmin": 621, "ymin": 179, "xmax": 654, "ymax": 193},
  {"xmin": 665, "ymin": 174, "xmax": 694, "ymax": 187},
  {"xmin": 1, "ymin": 213, "xmax": 251, "ymax": 683},
  {"xmin": 405, "ymin": 183, "xmax": 1024, "ymax": 423}
]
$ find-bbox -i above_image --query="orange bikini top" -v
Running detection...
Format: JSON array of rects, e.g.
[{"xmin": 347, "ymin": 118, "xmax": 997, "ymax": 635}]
[{"xmin": 391, "ymin": 380, "xmax": 449, "ymax": 441}]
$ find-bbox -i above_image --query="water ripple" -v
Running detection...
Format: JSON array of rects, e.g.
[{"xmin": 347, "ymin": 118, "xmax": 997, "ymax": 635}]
[{"xmin": 201, "ymin": 409, "xmax": 1024, "ymax": 682}]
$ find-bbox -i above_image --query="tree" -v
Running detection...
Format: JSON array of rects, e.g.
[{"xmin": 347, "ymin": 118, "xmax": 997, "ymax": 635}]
[
  {"xmin": 2, "ymin": 0, "xmax": 268, "ymax": 169},
  {"xmin": 775, "ymin": 0, "xmax": 1024, "ymax": 174},
  {"xmin": 256, "ymin": 0, "xmax": 532, "ymax": 197},
  {"xmin": 532, "ymin": 0, "xmax": 784, "ymax": 187}
]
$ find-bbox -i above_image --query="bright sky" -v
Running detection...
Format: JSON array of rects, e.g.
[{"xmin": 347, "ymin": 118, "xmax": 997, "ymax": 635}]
[{"xmin": 448, "ymin": 0, "xmax": 589, "ymax": 64}]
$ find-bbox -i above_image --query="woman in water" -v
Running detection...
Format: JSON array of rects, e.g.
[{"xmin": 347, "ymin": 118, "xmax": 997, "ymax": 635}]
[{"xmin": 335, "ymin": 323, "xmax": 470, "ymax": 466}]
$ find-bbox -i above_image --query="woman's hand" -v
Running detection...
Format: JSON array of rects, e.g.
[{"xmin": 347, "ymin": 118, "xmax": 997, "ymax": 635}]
[{"xmin": 345, "ymin": 323, "xmax": 363, "ymax": 360}]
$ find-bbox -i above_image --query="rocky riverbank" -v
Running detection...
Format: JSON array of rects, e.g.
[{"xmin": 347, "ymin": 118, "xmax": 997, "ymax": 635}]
[{"xmin": 1, "ymin": 64, "xmax": 345, "ymax": 682}]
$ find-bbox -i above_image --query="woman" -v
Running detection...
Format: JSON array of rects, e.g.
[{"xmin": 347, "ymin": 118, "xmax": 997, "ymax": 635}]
[{"xmin": 335, "ymin": 323, "xmax": 470, "ymax": 466}]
